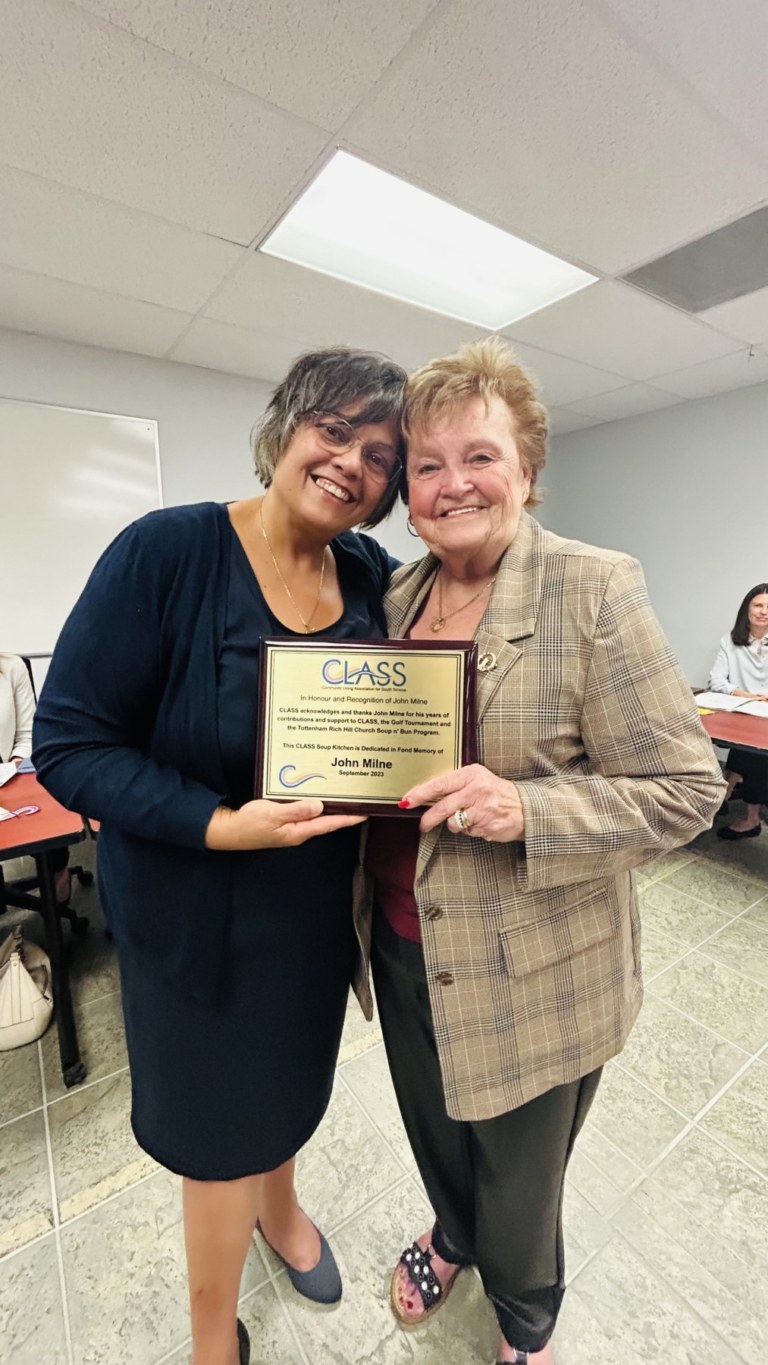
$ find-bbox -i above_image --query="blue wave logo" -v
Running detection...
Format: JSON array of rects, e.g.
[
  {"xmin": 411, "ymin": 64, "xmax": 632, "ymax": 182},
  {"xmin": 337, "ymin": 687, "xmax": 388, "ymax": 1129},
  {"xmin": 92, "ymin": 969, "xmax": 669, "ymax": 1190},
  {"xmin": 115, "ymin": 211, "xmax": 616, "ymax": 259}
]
[{"xmin": 278, "ymin": 765, "xmax": 326, "ymax": 788}]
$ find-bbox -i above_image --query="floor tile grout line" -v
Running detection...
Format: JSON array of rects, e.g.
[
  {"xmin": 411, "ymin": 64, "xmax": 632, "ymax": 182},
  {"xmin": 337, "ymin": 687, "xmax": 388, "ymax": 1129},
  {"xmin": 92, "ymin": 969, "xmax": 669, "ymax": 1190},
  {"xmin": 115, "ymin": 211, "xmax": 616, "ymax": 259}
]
[
  {"xmin": 642, "ymin": 882, "xmax": 747, "ymax": 930},
  {"xmin": 0, "ymin": 1098, "xmax": 46, "ymax": 1131},
  {"xmin": 609, "ymin": 1219, "xmax": 758, "ymax": 1365},
  {"xmin": 639, "ymin": 894, "xmax": 768, "ymax": 988},
  {"xmin": 579, "ymin": 1116, "xmax": 644, "ymax": 1182},
  {"xmin": 335, "ymin": 1066, "xmax": 414, "ymax": 1180},
  {"xmin": 39, "ymin": 1040, "xmax": 76, "ymax": 1365},
  {"xmin": 690, "ymin": 1044, "xmax": 766, "ymax": 1118},
  {"xmin": 695, "ymin": 1124, "xmax": 768, "ymax": 1188},
  {"xmin": 268, "ymin": 1272, "xmax": 314, "ymax": 1365},
  {"xmin": 641, "ymin": 986, "xmax": 762, "ymax": 1057},
  {"xmin": 611, "ymin": 1059, "xmax": 692, "ymax": 1123},
  {"xmin": 612, "ymin": 1047, "xmax": 766, "ymax": 1137},
  {"xmin": 606, "ymin": 1221, "xmax": 754, "ymax": 1364},
  {"xmin": 71, "ymin": 984, "xmax": 122, "ymax": 1011},
  {"xmin": 48, "ymin": 1159, "xmax": 165, "ymax": 1237},
  {"xmin": 336, "ymin": 1031, "xmax": 384, "ymax": 1070},
  {"xmin": 45, "ymin": 1060, "xmax": 131, "ymax": 1107},
  {"xmin": 696, "ymin": 844, "xmax": 768, "ymax": 891},
  {"xmin": 323, "ymin": 1168, "xmax": 418, "ymax": 1241},
  {"xmin": 688, "ymin": 942, "xmax": 768, "ymax": 992}
]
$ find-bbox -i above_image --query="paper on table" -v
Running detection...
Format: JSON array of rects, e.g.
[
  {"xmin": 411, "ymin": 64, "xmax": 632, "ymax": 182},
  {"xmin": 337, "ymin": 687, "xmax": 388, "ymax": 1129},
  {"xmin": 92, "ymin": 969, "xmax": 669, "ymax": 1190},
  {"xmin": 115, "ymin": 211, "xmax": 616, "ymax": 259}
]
[
  {"xmin": 741, "ymin": 700, "xmax": 768, "ymax": 718},
  {"xmin": 696, "ymin": 691, "xmax": 768, "ymax": 717},
  {"xmin": 0, "ymin": 762, "xmax": 18, "ymax": 788}
]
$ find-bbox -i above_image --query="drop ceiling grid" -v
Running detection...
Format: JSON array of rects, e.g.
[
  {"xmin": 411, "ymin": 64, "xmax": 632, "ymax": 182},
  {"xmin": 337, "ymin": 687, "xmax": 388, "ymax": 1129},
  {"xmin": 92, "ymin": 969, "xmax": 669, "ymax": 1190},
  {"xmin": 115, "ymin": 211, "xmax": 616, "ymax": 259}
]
[
  {"xmin": 69, "ymin": 0, "xmax": 443, "ymax": 131},
  {"xmin": 0, "ymin": 0, "xmax": 331, "ymax": 241},
  {"xmin": 0, "ymin": 0, "xmax": 765, "ymax": 425},
  {"xmin": 597, "ymin": 0, "xmax": 768, "ymax": 164},
  {"xmin": 340, "ymin": 0, "xmax": 768, "ymax": 274}
]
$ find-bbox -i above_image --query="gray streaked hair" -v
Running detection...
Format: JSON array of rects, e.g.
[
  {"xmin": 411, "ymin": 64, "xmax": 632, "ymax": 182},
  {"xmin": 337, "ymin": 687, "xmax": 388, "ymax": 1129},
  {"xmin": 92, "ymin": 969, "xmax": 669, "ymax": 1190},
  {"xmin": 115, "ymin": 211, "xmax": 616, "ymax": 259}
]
[{"xmin": 251, "ymin": 346, "xmax": 407, "ymax": 528}]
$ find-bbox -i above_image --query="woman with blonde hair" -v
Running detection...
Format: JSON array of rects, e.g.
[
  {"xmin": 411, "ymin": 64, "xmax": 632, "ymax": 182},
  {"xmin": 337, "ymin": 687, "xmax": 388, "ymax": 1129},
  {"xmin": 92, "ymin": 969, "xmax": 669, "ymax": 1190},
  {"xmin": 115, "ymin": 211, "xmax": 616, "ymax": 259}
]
[{"xmin": 366, "ymin": 338, "xmax": 723, "ymax": 1363}]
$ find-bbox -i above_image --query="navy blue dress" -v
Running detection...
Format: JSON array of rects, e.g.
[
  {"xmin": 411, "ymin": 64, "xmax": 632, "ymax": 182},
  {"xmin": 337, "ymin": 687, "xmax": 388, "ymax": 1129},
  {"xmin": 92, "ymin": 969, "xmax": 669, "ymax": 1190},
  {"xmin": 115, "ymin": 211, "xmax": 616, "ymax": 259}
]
[{"xmin": 119, "ymin": 528, "xmax": 384, "ymax": 1179}]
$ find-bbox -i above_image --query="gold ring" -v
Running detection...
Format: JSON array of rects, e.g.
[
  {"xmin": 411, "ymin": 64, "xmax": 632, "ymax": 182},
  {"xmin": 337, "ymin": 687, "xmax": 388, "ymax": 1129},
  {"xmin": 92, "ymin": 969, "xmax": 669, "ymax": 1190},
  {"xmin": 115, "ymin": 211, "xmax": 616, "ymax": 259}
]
[{"xmin": 455, "ymin": 807, "xmax": 471, "ymax": 834}]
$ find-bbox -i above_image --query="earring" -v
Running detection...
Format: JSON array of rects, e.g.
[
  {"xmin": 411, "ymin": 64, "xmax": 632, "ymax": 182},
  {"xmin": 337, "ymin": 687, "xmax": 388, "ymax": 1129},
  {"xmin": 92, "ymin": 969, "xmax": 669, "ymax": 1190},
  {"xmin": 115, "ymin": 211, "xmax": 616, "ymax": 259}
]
[{"xmin": 406, "ymin": 516, "xmax": 421, "ymax": 539}]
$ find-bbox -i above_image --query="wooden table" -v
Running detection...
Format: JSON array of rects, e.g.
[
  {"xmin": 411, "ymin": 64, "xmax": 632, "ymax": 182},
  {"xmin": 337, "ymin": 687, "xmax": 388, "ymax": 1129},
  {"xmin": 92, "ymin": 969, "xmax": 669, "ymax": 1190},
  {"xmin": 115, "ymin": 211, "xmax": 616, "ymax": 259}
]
[
  {"xmin": 699, "ymin": 709, "xmax": 768, "ymax": 755},
  {"xmin": 0, "ymin": 771, "xmax": 87, "ymax": 1086}
]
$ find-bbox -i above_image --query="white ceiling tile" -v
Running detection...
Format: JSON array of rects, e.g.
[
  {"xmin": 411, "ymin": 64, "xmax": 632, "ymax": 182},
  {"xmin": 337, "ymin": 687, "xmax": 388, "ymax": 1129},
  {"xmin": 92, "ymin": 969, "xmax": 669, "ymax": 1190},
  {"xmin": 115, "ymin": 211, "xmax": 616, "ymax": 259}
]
[
  {"xmin": 700, "ymin": 285, "xmax": 768, "ymax": 345},
  {"xmin": 75, "ymin": 0, "xmax": 440, "ymax": 131},
  {"xmin": 564, "ymin": 383, "xmax": 681, "ymax": 422},
  {"xmin": 0, "ymin": 167, "xmax": 245, "ymax": 312},
  {"xmin": 0, "ymin": 265, "xmax": 193, "ymax": 355},
  {"xmin": 344, "ymin": 0, "xmax": 768, "ymax": 275},
  {"xmin": 0, "ymin": 0, "xmax": 328, "ymax": 241},
  {"xmin": 506, "ymin": 281, "xmax": 739, "ymax": 380},
  {"xmin": 547, "ymin": 408, "xmax": 604, "ymax": 435},
  {"xmin": 602, "ymin": 0, "xmax": 768, "ymax": 163},
  {"xmin": 503, "ymin": 341, "xmax": 628, "ymax": 407},
  {"xmin": 205, "ymin": 253, "xmax": 485, "ymax": 370},
  {"xmin": 651, "ymin": 348, "xmax": 768, "ymax": 400},
  {"xmin": 169, "ymin": 318, "xmax": 304, "ymax": 382}
]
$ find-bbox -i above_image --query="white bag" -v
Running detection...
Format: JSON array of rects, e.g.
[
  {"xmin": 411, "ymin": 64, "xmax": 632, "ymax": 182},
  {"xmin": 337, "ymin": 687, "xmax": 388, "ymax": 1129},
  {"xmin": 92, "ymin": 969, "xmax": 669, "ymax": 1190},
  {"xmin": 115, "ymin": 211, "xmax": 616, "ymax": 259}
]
[{"xmin": 0, "ymin": 926, "xmax": 53, "ymax": 1049}]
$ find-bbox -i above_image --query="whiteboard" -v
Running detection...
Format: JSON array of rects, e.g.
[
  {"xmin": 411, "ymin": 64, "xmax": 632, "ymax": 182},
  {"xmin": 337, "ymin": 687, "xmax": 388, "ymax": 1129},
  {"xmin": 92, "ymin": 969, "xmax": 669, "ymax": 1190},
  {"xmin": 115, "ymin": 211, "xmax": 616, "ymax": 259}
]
[{"xmin": 1, "ymin": 398, "xmax": 161, "ymax": 654}]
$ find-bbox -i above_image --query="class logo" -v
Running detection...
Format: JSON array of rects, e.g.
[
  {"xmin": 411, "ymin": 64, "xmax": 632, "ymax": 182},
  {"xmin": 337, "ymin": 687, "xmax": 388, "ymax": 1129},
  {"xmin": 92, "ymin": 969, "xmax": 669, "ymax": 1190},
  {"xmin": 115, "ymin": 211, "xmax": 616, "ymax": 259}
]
[
  {"xmin": 278, "ymin": 765, "xmax": 326, "ymax": 788},
  {"xmin": 321, "ymin": 658, "xmax": 407, "ymax": 687}
]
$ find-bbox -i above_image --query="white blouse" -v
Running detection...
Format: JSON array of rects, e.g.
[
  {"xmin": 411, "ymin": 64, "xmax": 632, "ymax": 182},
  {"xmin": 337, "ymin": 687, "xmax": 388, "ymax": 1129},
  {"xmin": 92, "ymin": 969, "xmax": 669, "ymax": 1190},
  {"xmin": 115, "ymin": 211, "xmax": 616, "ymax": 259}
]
[
  {"xmin": 0, "ymin": 653, "xmax": 35, "ymax": 762},
  {"xmin": 709, "ymin": 633, "xmax": 768, "ymax": 695}
]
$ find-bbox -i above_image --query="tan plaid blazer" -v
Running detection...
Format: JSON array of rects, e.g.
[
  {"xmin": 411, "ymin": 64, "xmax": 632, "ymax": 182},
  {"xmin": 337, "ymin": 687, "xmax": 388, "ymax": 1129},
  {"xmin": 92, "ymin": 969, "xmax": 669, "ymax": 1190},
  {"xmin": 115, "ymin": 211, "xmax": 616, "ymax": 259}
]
[{"xmin": 352, "ymin": 511, "xmax": 724, "ymax": 1121}]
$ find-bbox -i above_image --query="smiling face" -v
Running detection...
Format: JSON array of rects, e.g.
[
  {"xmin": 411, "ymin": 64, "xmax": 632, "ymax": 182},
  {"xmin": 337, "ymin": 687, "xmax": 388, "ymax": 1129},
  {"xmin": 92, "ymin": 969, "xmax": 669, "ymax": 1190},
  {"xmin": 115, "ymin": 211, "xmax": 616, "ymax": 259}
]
[
  {"xmin": 748, "ymin": 592, "xmax": 768, "ymax": 637},
  {"xmin": 406, "ymin": 394, "xmax": 531, "ymax": 572},
  {"xmin": 269, "ymin": 405, "xmax": 399, "ymax": 537}
]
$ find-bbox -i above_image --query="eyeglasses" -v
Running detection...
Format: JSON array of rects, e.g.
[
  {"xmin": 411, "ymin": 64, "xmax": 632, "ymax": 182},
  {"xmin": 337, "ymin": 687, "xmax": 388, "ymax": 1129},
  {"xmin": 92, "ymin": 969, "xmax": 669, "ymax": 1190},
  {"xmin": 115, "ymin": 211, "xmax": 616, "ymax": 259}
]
[{"xmin": 301, "ymin": 411, "xmax": 401, "ymax": 484}]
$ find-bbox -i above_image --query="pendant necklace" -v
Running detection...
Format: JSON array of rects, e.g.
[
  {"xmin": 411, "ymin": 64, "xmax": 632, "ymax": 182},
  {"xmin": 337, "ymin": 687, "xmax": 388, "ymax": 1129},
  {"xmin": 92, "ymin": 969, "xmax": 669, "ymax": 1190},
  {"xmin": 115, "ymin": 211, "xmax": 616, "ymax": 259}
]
[
  {"xmin": 259, "ymin": 505, "xmax": 326, "ymax": 634},
  {"xmin": 429, "ymin": 569, "xmax": 497, "ymax": 633}
]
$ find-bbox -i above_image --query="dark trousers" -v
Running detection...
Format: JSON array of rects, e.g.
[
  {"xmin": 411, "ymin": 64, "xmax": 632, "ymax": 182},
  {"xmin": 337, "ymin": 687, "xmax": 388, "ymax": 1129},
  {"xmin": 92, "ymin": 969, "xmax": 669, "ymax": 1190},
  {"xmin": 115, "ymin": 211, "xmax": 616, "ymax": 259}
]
[
  {"xmin": 726, "ymin": 747, "xmax": 768, "ymax": 805},
  {"xmin": 372, "ymin": 913, "xmax": 601, "ymax": 1354}
]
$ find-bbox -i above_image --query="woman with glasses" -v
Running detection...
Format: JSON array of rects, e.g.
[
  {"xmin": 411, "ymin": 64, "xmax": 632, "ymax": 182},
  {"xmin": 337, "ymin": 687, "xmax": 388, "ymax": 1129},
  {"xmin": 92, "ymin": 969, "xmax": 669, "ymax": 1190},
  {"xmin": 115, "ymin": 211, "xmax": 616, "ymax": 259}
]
[
  {"xmin": 33, "ymin": 347, "xmax": 406, "ymax": 1365},
  {"xmin": 365, "ymin": 339, "xmax": 723, "ymax": 1365}
]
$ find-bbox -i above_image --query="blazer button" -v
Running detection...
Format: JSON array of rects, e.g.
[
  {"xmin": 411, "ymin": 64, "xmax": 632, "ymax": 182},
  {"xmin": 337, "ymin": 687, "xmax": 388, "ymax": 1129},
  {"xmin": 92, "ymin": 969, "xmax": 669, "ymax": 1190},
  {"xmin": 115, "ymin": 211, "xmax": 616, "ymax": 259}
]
[
  {"xmin": 425, "ymin": 905, "xmax": 443, "ymax": 921},
  {"xmin": 436, "ymin": 971, "xmax": 454, "ymax": 986}
]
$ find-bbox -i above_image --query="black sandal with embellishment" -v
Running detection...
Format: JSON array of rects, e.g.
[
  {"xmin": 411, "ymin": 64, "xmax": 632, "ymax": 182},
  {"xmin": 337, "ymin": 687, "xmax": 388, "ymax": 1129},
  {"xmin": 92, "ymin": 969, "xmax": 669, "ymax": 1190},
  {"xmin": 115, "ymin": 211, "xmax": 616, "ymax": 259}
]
[{"xmin": 390, "ymin": 1240, "xmax": 463, "ymax": 1326}]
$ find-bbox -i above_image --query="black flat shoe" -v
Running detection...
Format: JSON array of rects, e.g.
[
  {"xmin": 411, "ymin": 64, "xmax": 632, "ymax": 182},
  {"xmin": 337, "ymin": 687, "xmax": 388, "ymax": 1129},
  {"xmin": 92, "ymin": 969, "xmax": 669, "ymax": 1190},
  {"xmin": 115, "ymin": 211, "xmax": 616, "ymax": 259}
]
[
  {"xmin": 256, "ymin": 1220, "xmax": 342, "ymax": 1305},
  {"xmin": 237, "ymin": 1318, "xmax": 250, "ymax": 1365},
  {"xmin": 717, "ymin": 823, "xmax": 761, "ymax": 840}
]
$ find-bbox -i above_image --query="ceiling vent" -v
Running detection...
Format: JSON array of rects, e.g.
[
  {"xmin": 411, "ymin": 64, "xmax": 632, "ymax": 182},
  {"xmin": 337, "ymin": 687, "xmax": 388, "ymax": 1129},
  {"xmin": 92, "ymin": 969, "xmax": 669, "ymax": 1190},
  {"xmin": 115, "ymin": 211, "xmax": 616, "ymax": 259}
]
[{"xmin": 622, "ymin": 205, "xmax": 768, "ymax": 312}]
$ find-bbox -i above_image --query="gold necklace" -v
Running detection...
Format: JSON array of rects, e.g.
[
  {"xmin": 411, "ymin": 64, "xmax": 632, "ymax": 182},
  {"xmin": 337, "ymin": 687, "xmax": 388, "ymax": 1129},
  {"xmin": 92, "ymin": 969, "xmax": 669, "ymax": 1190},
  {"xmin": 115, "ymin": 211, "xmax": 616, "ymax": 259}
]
[
  {"xmin": 259, "ymin": 506, "xmax": 327, "ymax": 634},
  {"xmin": 429, "ymin": 569, "xmax": 497, "ymax": 632}
]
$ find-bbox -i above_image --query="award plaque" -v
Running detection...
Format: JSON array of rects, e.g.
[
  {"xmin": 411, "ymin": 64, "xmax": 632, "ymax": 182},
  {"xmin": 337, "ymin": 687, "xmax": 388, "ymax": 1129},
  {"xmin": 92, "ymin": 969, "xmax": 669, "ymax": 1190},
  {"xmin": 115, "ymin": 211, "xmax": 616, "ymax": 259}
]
[{"xmin": 256, "ymin": 638, "xmax": 477, "ymax": 815}]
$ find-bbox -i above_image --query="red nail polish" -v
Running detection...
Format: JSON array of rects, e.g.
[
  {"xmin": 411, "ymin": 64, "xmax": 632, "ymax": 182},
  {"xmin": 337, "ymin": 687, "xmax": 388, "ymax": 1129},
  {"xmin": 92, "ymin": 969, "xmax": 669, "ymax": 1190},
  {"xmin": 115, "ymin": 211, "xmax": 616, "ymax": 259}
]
[{"xmin": 398, "ymin": 798, "xmax": 411, "ymax": 808}]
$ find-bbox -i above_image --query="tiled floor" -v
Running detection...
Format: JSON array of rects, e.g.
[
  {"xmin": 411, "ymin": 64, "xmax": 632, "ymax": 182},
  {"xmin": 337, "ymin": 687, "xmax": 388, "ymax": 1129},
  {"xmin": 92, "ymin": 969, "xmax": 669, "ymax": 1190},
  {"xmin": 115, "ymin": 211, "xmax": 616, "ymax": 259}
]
[{"xmin": 1, "ymin": 813, "xmax": 767, "ymax": 1365}]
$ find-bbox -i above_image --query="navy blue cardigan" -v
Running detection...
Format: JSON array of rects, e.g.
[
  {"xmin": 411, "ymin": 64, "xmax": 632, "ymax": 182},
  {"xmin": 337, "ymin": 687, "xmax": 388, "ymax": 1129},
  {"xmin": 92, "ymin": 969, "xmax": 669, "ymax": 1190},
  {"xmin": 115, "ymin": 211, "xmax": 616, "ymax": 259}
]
[{"xmin": 33, "ymin": 502, "xmax": 392, "ymax": 1001}]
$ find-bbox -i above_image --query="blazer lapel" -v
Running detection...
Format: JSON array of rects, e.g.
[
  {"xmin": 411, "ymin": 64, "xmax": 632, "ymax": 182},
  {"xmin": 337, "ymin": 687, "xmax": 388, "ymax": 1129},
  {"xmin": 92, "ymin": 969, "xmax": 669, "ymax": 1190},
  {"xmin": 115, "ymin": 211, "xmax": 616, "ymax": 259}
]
[{"xmin": 385, "ymin": 513, "xmax": 547, "ymax": 873}]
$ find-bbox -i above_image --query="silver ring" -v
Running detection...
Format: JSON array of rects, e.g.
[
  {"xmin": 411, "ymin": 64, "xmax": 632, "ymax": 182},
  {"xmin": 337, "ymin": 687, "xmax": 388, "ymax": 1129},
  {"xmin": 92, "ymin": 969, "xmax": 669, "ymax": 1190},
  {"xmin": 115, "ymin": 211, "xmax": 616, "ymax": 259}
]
[{"xmin": 455, "ymin": 807, "xmax": 471, "ymax": 834}]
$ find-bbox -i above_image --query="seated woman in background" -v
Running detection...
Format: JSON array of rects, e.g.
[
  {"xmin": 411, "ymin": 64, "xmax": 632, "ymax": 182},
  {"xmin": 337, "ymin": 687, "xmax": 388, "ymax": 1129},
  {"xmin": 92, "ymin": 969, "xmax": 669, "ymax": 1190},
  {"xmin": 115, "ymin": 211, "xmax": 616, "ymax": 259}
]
[
  {"xmin": 0, "ymin": 652, "xmax": 35, "ymax": 768},
  {"xmin": 0, "ymin": 652, "xmax": 70, "ymax": 902},
  {"xmin": 709, "ymin": 583, "xmax": 768, "ymax": 840}
]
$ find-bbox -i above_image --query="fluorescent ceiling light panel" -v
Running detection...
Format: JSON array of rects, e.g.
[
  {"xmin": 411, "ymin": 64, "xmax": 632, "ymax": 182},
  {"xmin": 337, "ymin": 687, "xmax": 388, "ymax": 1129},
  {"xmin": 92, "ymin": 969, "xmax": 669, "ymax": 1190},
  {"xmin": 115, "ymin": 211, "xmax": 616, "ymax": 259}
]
[{"xmin": 260, "ymin": 151, "xmax": 596, "ymax": 329}]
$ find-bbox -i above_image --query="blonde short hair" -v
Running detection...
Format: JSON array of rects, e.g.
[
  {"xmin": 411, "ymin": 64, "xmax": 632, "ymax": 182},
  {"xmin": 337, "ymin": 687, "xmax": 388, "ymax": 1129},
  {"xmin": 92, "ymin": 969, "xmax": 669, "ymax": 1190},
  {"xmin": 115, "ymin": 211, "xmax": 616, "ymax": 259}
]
[{"xmin": 403, "ymin": 337, "xmax": 548, "ymax": 508}]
